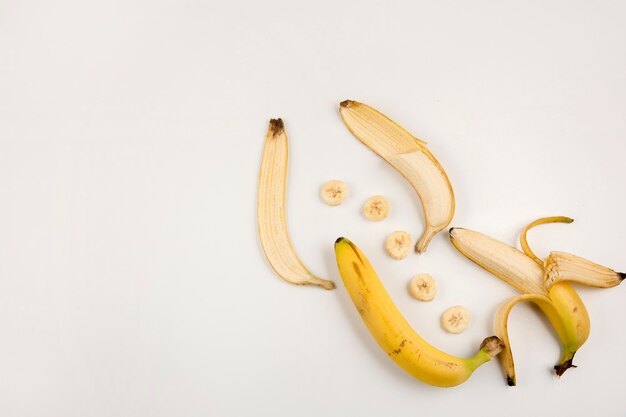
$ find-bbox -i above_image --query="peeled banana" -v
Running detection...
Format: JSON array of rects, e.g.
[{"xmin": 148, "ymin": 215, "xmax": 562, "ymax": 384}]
[
  {"xmin": 257, "ymin": 119, "xmax": 335, "ymax": 290},
  {"xmin": 339, "ymin": 100, "xmax": 454, "ymax": 253},
  {"xmin": 335, "ymin": 237, "xmax": 503, "ymax": 387}
]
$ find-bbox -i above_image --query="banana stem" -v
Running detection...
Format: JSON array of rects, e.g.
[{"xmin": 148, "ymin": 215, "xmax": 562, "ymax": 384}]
[
  {"xmin": 416, "ymin": 226, "xmax": 437, "ymax": 254},
  {"xmin": 466, "ymin": 336, "xmax": 505, "ymax": 372},
  {"xmin": 555, "ymin": 350, "xmax": 577, "ymax": 377}
]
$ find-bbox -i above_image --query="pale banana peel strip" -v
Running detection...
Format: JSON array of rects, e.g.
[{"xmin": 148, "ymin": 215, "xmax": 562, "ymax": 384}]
[
  {"xmin": 339, "ymin": 100, "xmax": 427, "ymax": 158},
  {"xmin": 339, "ymin": 100, "xmax": 454, "ymax": 253},
  {"xmin": 496, "ymin": 294, "xmax": 560, "ymax": 386},
  {"xmin": 257, "ymin": 119, "xmax": 335, "ymax": 290},
  {"xmin": 545, "ymin": 251, "xmax": 625, "ymax": 289}
]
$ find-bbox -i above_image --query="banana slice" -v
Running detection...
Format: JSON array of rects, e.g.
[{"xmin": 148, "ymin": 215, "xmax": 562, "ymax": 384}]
[
  {"xmin": 320, "ymin": 180, "xmax": 348, "ymax": 206},
  {"xmin": 257, "ymin": 119, "xmax": 335, "ymax": 290},
  {"xmin": 545, "ymin": 251, "xmax": 625, "ymax": 289},
  {"xmin": 363, "ymin": 195, "xmax": 390, "ymax": 221},
  {"xmin": 441, "ymin": 306, "xmax": 471, "ymax": 334},
  {"xmin": 409, "ymin": 274, "xmax": 437, "ymax": 301},
  {"xmin": 339, "ymin": 100, "xmax": 454, "ymax": 253},
  {"xmin": 385, "ymin": 231, "xmax": 412, "ymax": 260}
]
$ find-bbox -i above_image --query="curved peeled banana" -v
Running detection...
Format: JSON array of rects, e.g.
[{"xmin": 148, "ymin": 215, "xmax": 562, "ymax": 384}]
[
  {"xmin": 257, "ymin": 119, "xmax": 335, "ymax": 290},
  {"xmin": 449, "ymin": 226, "xmax": 589, "ymax": 384},
  {"xmin": 335, "ymin": 237, "xmax": 503, "ymax": 387},
  {"xmin": 339, "ymin": 100, "xmax": 454, "ymax": 253}
]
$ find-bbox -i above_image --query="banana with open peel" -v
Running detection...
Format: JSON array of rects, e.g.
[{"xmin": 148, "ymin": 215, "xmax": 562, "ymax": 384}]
[
  {"xmin": 451, "ymin": 216, "xmax": 626, "ymax": 385},
  {"xmin": 449, "ymin": 225, "xmax": 589, "ymax": 385},
  {"xmin": 335, "ymin": 237, "xmax": 504, "ymax": 387},
  {"xmin": 339, "ymin": 100, "xmax": 455, "ymax": 253}
]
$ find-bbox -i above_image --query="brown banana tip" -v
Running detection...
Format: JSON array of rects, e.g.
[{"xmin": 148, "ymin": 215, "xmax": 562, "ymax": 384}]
[
  {"xmin": 323, "ymin": 281, "xmax": 337, "ymax": 290},
  {"xmin": 618, "ymin": 272, "xmax": 626, "ymax": 281},
  {"xmin": 554, "ymin": 358, "xmax": 577, "ymax": 377},
  {"xmin": 506, "ymin": 376, "xmax": 516, "ymax": 387},
  {"xmin": 335, "ymin": 237, "xmax": 345, "ymax": 245},
  {"xmin": 480, "ymin": 336, "xmax": 505, "ymax": 358},
  {"xmin": 269, "ymin": 118, "xmax": 284, "ymax": 136},
  {"xmin": 339, "ymin": 100, "xmax": 354, "ymax": 108}
]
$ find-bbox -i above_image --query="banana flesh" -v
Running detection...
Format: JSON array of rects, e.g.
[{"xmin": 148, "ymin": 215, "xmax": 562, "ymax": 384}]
[
  {"xmin": 545, "ymin": 251, "xmax": 625, "ymax": 289},
  {"xmin": 339, "ymin": 100, "xmax": 454, "ymax": 253},
  {"xmin": 335, "ymin": 237, "xmax": 503, "ymax": 387},
  {"xmin": 257, "ymin": 119, "xmax": 335, "ymax": 290},
  {"xmin": 449, "ymin": 228, "xmax": 547, "ymax": 295}
]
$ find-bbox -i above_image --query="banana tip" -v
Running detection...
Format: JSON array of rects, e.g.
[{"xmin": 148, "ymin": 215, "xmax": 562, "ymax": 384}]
[
  {"xmin": 268, "ymin": 118, "xmax": 284, "ymax": 136},
  {"xmin": 554, "ymin": 358, "xmax": 577, "ymax": 377},
  {"xmin": 480, "ymin": 336, "xmax": 505, "ymax": 358},
  {"xmin": 619, "ymin": 272, "xmax": 626, "ymax": 281},
  {"xmin": 339, "ymin": 100, "xmax": 354, "ymax": 108},
  {"xmin": 335, "ymin": 237, "xmax": 345, "ymax": 245},
  {"xmin": 321, "ymin": 281, "xmax": 337, "ymax": 290},
  {"xmin": 506, "ymin": 376, "xmax": 516, "ymax": 387}
]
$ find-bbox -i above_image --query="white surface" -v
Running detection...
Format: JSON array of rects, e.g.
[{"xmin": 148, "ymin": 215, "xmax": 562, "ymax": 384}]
[{"xmin": 1, "ymin": 1, "xmax": 625, "ymax": 416}]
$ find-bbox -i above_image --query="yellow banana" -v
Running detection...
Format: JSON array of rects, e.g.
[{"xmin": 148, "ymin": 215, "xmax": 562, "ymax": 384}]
[{"xmin": 335, "ymin": 237, "xmax": 503, "ymax": 387}]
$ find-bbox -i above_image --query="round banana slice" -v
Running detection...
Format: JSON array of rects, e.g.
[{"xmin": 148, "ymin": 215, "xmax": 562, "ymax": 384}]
[
  {"xmin": 385, "ymin": 231, "xmax": 412, "ymax": 260},
  {"xmin": 363, "ymin": 196, "xmax": 390, "ymax": 221},
  {"xmin": 320, "ymin": 180, "xmax": 348, "ymax": 206},
  {"xmin": 441, "ymin": 306, "xmax": 471, "ymax": 334},
  {"xmin": 409, "ymin": 274, "xmax": 437, "ymax": 301}
]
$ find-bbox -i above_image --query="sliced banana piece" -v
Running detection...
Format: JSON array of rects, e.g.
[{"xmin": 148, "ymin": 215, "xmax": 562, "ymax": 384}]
[
  {"xmin": 409, "ymin": 273, "xmax": 437, "ymax": 301},
  {"xmin": 545, "ymin": 251, "xmax": 625, "ymax": 289},
  {"xmin": 339, "ymin": 100, "xmax": 454, "ymax": 253},
  {"xmin": 441, "ymin": 306, "xmax": 471, "ymax": 334},
  {"xmin": 385, "ymin": 231, "xmax": 412, "ymax": 260},
  {"xmin": 257, "ymin": 119, "xmax": 335, "ymax": 290},
  {"xmin": 363, "ymin": 196, "xmax": 389, "ymax": 221},
  {"xmin": 320, "ymin": 180, "xmax": 348, "ymax": 206}
]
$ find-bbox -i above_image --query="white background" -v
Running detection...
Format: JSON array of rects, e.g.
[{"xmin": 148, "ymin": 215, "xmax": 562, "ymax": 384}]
[{"xmin": 1, "ymin": 1, "xmax": 625, "ymax": 416}]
